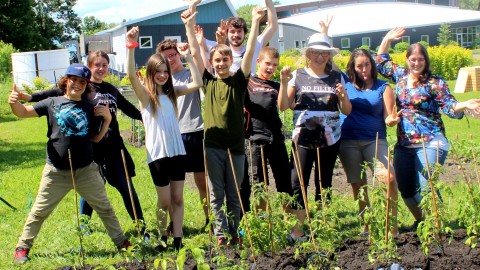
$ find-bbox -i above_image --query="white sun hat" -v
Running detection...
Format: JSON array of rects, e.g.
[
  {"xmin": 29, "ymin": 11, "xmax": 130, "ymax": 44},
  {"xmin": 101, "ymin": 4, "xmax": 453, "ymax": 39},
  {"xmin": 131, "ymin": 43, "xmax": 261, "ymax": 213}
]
[{"xmin": 301, "ymin": 33, "xmax": 339, "ymax": 56}]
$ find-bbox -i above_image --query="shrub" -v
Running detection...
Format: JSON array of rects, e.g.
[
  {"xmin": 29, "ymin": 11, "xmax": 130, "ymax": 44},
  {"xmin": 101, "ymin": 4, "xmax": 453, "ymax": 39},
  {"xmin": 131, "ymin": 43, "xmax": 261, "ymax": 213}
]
[
  {"xmin": 103, "ymin": 74, "xmax": 121, "ymax": 86},
  {"xmin": 21, "ymin": 76, "xmax": 55, "ymax": 93},
  {"xmin": 428, "ymin": 45, "xmax": 473, "ymax": 80},
  {"xmin": 393, "ymin": 42, "xmax": 410, "ymax": 53},
  {"xmin": 333, "ymin": 54, "xmax": 349, "ymax": 72},
  {"xmin": 339, "ymin": 49, "xmax": 351, "ymax": 57},
  {"xmin": 0, "ymin": 41, "xmax": 18, "ymax": 82},
  {"xmin": 282, "ymin": 48, "xmax": 302, "ymax": 57},
  {"xmin": 418, "ymin": 41, "xmax": 429, "ymax": 48}
]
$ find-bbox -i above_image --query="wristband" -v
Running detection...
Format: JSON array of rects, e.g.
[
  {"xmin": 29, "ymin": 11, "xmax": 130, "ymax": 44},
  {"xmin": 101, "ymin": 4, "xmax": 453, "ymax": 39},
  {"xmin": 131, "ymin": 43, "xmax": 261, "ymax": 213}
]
[{"xmin": 126, "ymin": 40, "xmax": 139, "ymax": 49}]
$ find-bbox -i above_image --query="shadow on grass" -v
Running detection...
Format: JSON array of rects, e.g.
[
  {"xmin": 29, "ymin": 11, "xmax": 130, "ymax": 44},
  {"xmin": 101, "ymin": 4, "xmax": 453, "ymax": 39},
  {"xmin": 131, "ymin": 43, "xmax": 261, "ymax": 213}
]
[
  {"xmin": 0, "ymin": 115, "xmax": 18, "ymax": 123},
  {"xmin": 0, "ymin": 139, "xmax": 45, "ymax": 171}
]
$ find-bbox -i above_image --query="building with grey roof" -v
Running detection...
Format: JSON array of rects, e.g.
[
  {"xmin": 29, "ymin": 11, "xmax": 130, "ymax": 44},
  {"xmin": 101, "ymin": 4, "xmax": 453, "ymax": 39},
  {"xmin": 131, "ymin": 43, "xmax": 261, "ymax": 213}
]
[{"xmin": 269, "ymin": 1, "xmax": 480, "ymax": 53}]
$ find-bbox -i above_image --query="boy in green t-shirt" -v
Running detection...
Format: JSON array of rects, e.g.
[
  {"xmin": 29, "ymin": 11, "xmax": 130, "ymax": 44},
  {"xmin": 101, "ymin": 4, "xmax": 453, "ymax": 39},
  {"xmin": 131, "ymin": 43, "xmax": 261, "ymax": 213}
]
[{"xmin": 190, "ymin": 4, "xmax": 263, "ymax": 245}]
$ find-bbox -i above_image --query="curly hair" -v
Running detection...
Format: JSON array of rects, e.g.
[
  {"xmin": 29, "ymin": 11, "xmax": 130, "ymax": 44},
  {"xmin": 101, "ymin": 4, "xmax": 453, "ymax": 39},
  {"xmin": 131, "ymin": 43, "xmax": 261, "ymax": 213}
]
[
  {"xmin": 226, "ymin": 16, "xmax": 248, "ymax": 34},
  {"xmin": 156, "ymin": 39, "xmax": 178, "ymax": 54},
  {"xmin": 57, "ymin": 76, "xmax": 93, "ymax": 100}
]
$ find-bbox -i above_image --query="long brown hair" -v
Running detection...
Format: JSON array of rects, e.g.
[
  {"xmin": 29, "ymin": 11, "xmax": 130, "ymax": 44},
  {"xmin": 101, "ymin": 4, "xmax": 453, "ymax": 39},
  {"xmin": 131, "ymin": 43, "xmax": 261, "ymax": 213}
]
[
  {"xmin": 87, "ymin": 50, "xmax": 110, "ymax": 66},
  {"xmin": 346, "ymin": 48, "xmax": 378, "ymax": 89},
  {"xmin": 144, "ymin": 53, "xmax": 177, "ymax": 116},
  {"xmin": 406, "ymin": 43, "xmax": 431, "ymax": 87}
]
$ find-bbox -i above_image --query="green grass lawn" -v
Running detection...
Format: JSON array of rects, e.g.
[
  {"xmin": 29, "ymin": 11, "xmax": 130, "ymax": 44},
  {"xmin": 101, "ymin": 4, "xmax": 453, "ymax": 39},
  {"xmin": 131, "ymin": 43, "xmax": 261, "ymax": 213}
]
[{"xmin": 1, "ymin": 77, "xmax": 480, "ymax": 269}]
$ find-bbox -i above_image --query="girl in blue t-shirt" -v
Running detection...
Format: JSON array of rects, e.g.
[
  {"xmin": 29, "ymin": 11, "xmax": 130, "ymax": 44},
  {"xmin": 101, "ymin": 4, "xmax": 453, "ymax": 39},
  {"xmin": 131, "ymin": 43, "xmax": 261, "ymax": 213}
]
[{"xmin": 339, "ymin": 48, "xmax": 399, "ymax": 235}]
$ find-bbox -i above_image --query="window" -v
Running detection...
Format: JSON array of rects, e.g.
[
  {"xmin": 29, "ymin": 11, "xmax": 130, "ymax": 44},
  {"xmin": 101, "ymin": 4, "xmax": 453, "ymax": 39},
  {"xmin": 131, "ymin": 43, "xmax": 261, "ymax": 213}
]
[
  {"xmin": 341, "ymin": 38, "xmax": 350, "ymax": 49},
  {"xmin": 164, "ymin": 36, "xmax": 181, "ymax": 42},
  {"xmin": 401, "ymin": 36, "xmax": 410, "ymax": 44},
  {"xmin": 139, "ymin": 36, "xmax": 152, "ymax": 49},
  {"xmin": 361, "ymin": 37, "xmax": 371, "ymax": 48},
  {"xmin": 421, "ymin": 35, "xmax": 429, "ymax": 44},
  {"xmin": 295, "ymin": 40, "xmax": 301, "ymax": 49},
  {"xmin": 302, "ymin": 40, "xmax": 307, "ymax": 48}
]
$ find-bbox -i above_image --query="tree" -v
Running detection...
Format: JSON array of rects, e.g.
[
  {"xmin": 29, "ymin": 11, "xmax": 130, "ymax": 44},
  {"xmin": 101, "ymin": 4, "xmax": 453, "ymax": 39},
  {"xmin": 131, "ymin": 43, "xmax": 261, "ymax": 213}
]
[
  {"xmin": 32, "ymin": 0, "xmax": 82, "ymax": 50},
  {"xmin": 459, "ymin": 0, "xmax": 480, "ymax": 10},
  {"xmin": 437, "ymin": 23, "xmax": 455, "ymax": 46},
  {"xmin": 0, "ymin": 0, "xmax": 38, "ymax": 51},
  {"xmin": 82, "ymin": 16, "xmax": 108, "ymax": 35}
]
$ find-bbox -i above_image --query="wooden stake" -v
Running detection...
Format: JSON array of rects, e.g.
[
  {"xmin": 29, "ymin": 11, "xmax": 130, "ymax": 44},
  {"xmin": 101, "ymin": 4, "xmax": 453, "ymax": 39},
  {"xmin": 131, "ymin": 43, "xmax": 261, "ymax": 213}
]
[
  {"xmin": 202, "ymin": 140, "xmax": 213, "ymax": 257},
  {"xmin": 421, "ymin": 137, "xmax": 445, "ymax": 255},
  {"xmin": 316, "ymin": 147, "xmax": 327, "ymax": 224},
  {"xmin": 385, "ymin": 149, "xmax": 391, "ymax": 245},
  {"xmin": 292, "ymin": 143, "xmax": 318, "ymax": 250},
  {"xmin": 260, "ymin": 145, "xmax": 275, "ymax": 254},
  {"xmin": 227, "ymin": 149, "xmax": 256, "ymax": 263},
  {"xmin": 67, "ymin": 149, "xmax": 85, "ymax": 266},
  {"xmin": 249, "ymin": 140, "xmax": 257, "ymax": 215},
  {"xmin": 121, "ymin": 149, "xmax": 140, "ymax": 238}
]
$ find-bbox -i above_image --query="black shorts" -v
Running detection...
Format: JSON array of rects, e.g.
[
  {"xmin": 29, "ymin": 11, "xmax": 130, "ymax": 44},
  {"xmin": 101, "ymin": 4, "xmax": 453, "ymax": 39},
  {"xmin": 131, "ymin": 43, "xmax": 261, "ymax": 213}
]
[
  {"xmin": 148, "ymin": 155, "xmax": 186, "ymax": 187},
  {"xmin": 182, "ymin": 131, "xmax": 205, "ymax": 173}
]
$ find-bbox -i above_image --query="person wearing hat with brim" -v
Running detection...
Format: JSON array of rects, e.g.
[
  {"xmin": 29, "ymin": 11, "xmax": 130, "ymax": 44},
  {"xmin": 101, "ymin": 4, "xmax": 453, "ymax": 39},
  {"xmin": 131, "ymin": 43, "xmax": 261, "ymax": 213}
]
[
  {"xmin": 9, "ymin": 63, "xmax": 130, "ymax": 264},
  {"xmin": 279, "ymin": 18, "xmax": 351, "ymax": 242}
]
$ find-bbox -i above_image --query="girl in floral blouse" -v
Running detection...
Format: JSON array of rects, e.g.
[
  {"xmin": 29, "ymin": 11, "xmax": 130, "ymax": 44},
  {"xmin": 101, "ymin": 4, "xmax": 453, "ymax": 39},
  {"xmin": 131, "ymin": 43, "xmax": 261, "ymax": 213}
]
[{"xmin": 376, "ymin": 27, "xmax": 480, "ymax": 228}]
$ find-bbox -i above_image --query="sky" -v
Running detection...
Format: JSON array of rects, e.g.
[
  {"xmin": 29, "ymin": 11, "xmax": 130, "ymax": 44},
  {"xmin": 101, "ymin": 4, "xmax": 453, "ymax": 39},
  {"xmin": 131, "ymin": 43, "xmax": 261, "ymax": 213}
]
[{"xmin": 73, "ymin": 0, "xmax": 301, "ymax": 24}]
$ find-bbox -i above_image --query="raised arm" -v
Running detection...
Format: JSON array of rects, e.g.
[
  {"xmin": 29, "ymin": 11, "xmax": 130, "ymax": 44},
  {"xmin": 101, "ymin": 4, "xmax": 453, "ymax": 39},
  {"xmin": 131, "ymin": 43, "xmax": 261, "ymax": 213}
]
[
  {"xmin": 378, "ymin": 27, "xmax": 405, "ymax": 55},
  {"xmin": 181, "ymin": 7, "xmax": 205, "ymax": 75},
  {"xmin": 259, "ymin": 0, "xmax": 278, "ymax": 46},
  {"xmin": 8, "ymin": 84, "xmax": 38, "ymax": 118},
  {"xmin": 126, "ymin": 26, "xmax": 150, "ymax": 109},
  {"xmin": 174, "ymin": 42, "xmax": 203, "ymax": 96},
  {"xmin": 241, "ymin": 6, "xmax": 263, "ymax": 76},
  {"xmin": 195, "ymin": 25, "xmax": 212, "ymax": 74},
  {"xmin": 278, "ymin": 66, "xmax": 292, "ymax": 111}
]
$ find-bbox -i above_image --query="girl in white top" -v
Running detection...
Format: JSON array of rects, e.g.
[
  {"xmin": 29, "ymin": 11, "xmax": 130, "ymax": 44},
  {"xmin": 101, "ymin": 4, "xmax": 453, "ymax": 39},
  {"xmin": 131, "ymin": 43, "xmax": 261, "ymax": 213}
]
[{"xmin": 126, "ymin": 24, "xmax": 203, "ymax": 251}]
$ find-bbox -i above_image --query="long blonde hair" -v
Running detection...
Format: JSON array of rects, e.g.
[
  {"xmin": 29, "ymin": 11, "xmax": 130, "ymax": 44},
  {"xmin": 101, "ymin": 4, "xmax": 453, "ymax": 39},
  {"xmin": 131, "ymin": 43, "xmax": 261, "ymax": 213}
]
[{"xmin": 144, "ymin": 53, "xmax": 178, "ymax": 116}]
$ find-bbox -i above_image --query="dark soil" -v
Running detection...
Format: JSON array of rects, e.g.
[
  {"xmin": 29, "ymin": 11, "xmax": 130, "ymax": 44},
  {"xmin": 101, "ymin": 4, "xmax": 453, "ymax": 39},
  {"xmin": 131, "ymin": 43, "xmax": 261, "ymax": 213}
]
[
  {"xmin": 62, "ymin": 138, "xmax": 475, "ymax": 270},
  {"xmin": 337, "ymin": 229, "xmax": 480, "ymax": 270}
]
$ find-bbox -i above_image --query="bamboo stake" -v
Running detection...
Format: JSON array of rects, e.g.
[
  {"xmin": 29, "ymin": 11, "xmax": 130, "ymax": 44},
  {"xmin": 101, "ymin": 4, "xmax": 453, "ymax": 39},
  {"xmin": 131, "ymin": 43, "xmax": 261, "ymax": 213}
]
[
  {"xmin": 421, "ymin": 137, "xmax": 445, "ymax": 255},
  {"xmin": 385, "ymin": 149, "xmax": 391, "ymax": 245},
  {"xmin": 202, "ymin": 140, "xmax": 213, "ymax": 257},
  {"xmin": 472, "ymin": 148, "xmax": 480, "ymax": 186},
  {"xmin": 292, "ymin": 143, "xmax": 318, "ymax": 250},
  {"xmin": 260, "ymin": 145, "xmax": 275, "ymax": 254},
  {"xmin": 249, "ymin": 140, "xmax": 257, "ymax": 215},
  {"xmin": 68, "ymin": 149, "xmax": 85, "ymax": 267},
  {"xmin": 316, "ymin": 147, "xmax": 327, "ymax": 224},
  {"xmin": 368, "ymin": 132, "xmax": 380, "ymax": 244},
  {"xmin": 121, "ymin": 149, "xmax": 140, "ymax": 238},
  {"xmin": 227, "ymin": 149, "xmax": 256, "ymax": 264}
]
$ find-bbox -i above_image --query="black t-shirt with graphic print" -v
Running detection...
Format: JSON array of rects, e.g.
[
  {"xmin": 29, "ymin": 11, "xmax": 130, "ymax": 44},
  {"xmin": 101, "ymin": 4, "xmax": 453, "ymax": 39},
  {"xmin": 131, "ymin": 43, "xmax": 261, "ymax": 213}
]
[{"xmin": 33, "ymin": 96, "xmax": 98, "ymax": 170}]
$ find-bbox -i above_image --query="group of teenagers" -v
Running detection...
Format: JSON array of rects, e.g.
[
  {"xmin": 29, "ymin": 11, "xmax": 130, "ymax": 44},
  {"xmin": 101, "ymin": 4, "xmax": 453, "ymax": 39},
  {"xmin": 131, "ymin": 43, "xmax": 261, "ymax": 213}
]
[{"xmin": 9, "ymin": 0, "xmax": 480, "ymax": 264}]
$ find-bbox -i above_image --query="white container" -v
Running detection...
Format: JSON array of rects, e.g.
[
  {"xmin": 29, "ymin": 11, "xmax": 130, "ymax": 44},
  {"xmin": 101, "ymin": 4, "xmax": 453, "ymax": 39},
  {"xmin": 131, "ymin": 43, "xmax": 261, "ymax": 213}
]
[{"xmin": 12, "ymin": 49, "xmax": 70, "ymax": 88}]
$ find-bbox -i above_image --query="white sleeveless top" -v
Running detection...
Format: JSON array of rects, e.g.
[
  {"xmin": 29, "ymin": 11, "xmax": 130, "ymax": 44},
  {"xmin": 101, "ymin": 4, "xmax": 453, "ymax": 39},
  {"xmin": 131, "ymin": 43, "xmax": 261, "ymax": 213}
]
[{"xmin": 142, "ymin": 94, "xmax": 185, "ymax": 163}]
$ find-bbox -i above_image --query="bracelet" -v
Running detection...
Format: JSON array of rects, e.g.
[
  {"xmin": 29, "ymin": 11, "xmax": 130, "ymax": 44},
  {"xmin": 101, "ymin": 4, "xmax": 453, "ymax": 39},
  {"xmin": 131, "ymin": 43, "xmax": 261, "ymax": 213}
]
[{"xmin": 126, "ymin": 40, "xmax": 139, "ymax": 49}]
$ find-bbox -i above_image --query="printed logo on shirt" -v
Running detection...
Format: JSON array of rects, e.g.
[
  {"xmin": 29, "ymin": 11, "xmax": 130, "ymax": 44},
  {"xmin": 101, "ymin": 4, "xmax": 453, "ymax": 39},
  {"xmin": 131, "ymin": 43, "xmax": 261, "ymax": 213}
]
[
  {"xmin": 54, "ymin": 103, "xmax": 89, "ymax": 136},
  {"xmin": 301, "ymin": 85, "xmax": 335, "ymax": 93}
]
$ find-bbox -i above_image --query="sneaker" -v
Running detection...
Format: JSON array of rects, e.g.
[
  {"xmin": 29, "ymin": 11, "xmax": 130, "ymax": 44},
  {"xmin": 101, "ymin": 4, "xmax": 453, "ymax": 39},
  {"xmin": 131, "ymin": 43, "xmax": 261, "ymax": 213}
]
[
  {"xmin": 217, "ymin": 237, "xmax": 228, "ymax": 246},
  {"xmin": 14, "ymin": 248, "xmax": 30, "ymax": 264},
  {"xmin": 117, "ymin": 240, "xmax": 131, "ymax": 251},
  {"xmin": 155, "ymin": 235, "xmax": 168, "ymax": 252},
  {"xmin": 287, "ymin": 232, "xmax": 309, "ymax": 244}
]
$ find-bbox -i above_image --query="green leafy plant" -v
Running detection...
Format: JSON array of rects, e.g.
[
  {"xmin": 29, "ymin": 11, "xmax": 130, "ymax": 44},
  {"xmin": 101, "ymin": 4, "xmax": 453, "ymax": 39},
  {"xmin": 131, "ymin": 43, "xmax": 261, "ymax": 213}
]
[{"xmin": 417, "ymin": 163, "xmax": 453, "ymax": 255}]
